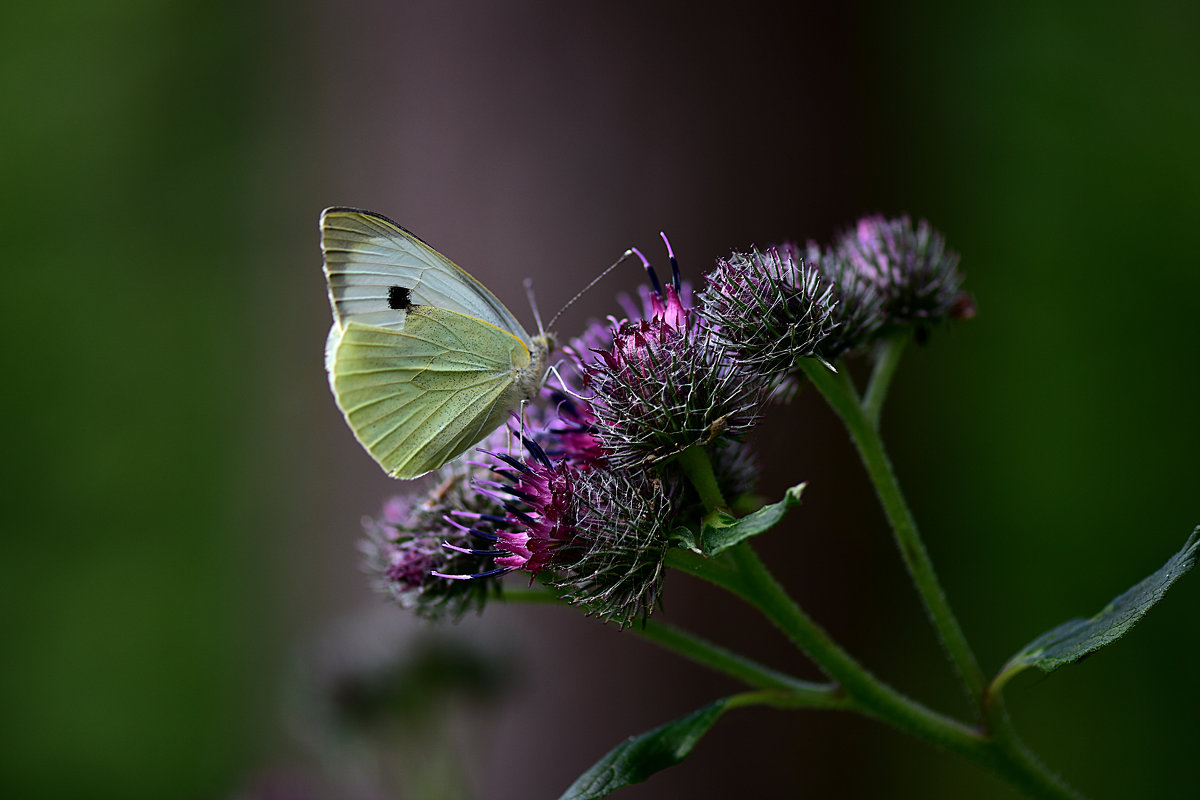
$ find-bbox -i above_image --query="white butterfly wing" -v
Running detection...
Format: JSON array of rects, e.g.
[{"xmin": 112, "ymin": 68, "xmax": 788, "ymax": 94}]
[
  {"xmin": 330, "ymin": 308, "xmax": 535, "ymax": 479},
  {"xmin": 320, "ymin": 207, "xmax": 531, "ymax": 346}
]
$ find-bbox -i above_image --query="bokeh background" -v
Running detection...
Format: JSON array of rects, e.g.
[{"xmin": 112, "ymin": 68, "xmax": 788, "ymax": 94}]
[{"xmin": 3, "ymin": 1, "xmax": 1198, "ymax": 798}]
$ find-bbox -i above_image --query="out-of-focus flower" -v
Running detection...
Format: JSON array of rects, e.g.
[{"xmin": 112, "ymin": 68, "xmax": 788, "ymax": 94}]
[
  {"xmin": 361, "ymin": 462, "xmax": 507, "ymax": 620},
  {"xmin": 834, "ymin": 214, "xmax": 966, "ymax": 326},
  {"xmin": 796, "ymin": 241, "xmax": 885, "ymax": 358}
]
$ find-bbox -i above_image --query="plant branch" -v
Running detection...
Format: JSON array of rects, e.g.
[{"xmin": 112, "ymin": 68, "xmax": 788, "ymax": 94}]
[
  {"xmin": 724, "ymin": 689, "xmax": 842, "ymax": 712},
  {"xmin": 671, "ymin": 542, "xmax": 977, "ymax": 749},
  {"xmin": 670, "ymin": 541, "xmax": 1082, "ymax": 798},
  {"xmin": 637, "ymin": 619, "xmax": 842, "ymax": 703},
  {"xmin": 862, "ymin": 331, "xmax": 908, "ymax": 427},
  {"xmin": 677, "ymin": 445, "xmax": 728, "ymax": 513},
  {"xmin": 798, "ymin": 357, "xmax": 987, "ymax": 707},
  {"xmin": 502, "ymin": 585, "xmax": 832, "ymax": 701}
]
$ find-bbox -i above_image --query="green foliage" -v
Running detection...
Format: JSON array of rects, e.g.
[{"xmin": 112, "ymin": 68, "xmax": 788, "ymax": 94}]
[
  {"xmin": 557, "ymin": 699, "xmax": 731, "ymax": 800},
  {"xmin": 699, "ymin": 483, "xmax": 805, "ymax": 556},
  {"xmin": 993, "ymin": 528, "xmax": 1199, "ymax": 693}
]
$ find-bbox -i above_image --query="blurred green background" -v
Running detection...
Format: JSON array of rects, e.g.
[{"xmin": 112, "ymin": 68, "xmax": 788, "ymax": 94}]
[{"xmin": 3, "ymin": 1, "xmax": 1197, "ymax": 798}]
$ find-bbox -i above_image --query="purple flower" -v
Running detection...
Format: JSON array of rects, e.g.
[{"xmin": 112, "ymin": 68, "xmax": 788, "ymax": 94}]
[
  {"xmin": 699, "ymin": 239, "xmax": 888, "ymax": 380},
  {"xmin": 475, "ymin": 431, "xmax": 674, "ymax": 626},
  {"xmin": 700, "ymin": 246, "xmax": 836, "ymax": 378},
  {"xmin": 478, "ymin": 440, "xmax": 577, "ymax": 576},
  {"xmin": 835, "ymin": 214, "xmax": 966, "ymax": 326},
  {"xmin": 423, "ymin": 239, "xmax": 761, "ymax": 622},
  {"xmin": 579, "ymin": 241, "xmax": 764, "ymax": 470},
  {"xmin": 540, "ymin": 388, "xmax": 605, "ymax": 466},
  {"xmin": 348, "ymin": 218, "xmax": 972, "ymax": 635},
  {"xmin": 797, "ymin": 241, "xmax": 885, "ymax": 357},
  {"xmin": 361, "ymin": 464, "xmax": 507, "ymax": 620}
]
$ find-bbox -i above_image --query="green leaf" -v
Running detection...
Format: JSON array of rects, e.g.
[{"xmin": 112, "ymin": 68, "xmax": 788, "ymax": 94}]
[
  {"xmin": 992, "ymin": 528, "xmax": 1199, "ymax": 692},
  {"xmin": 558, "ymin": 699, "xmax": 731, "ymax": 800},
  {"xmin": 668, "ymin": 524, "xmax": 701, "ymax": 554},
  {"xmin": 700, "ymin": 483, "xmax": 805, "ymax": 556}
]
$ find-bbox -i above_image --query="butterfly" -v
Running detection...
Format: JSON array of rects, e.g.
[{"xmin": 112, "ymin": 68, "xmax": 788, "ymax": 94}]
[{"xmin": 321, "ymin": 208, "xmax": 553, "ymax": 479}]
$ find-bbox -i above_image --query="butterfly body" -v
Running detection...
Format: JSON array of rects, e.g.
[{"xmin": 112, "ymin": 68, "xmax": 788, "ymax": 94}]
[{"xmin": 321, "ymin": 208, "xmax": 551, "ymax": 479}]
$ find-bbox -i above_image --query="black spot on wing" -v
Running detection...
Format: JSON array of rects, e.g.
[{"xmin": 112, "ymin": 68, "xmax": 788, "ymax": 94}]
[{"xmin": 388, "ymin": 285, "xmax": 412, "ymax": 310}]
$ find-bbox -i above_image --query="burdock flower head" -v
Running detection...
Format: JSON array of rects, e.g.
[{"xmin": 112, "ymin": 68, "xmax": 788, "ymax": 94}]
[
  {"xmin": 538, "ymin": 388, "xmax": 605, "ymax": 466},
  {"xmin": 698, "ymin": 242, "xmax": 883, "ymax": 380},
  {"xmin": 471, "ymin": 430, "xmax": 675, "ymax": 627},
  {"xmin": 360, "ymin": 463, "xmax": 507, "ymax": 621},
  {"xmin": 699, "ymin": 247, "xmax": 834, "ymax": 379},
  {"xmin": 796, "ymin": 241, "xmax": 886, "ymax": 358},
  {"xmin": 835, "ymin": 214, "xmax": 966, "ymax": 326},
  {"xmin": 579, "ymin": 236, "xmax": 764, "ymax": 470}
]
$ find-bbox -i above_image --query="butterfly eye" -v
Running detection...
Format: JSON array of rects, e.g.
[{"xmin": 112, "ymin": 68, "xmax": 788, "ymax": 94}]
[{"xmin": 388, "ymin": 286, "xmax": 412, "ymax": 310}]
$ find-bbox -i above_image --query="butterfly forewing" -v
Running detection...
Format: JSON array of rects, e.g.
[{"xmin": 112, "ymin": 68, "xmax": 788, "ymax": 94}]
[
  {"xmin": 330, "ymin": 307, "xmax": 534, "ymax": 478},
  {"xmin": 321, "ymin": 208, "xmax": 531, "ymax": 346}
]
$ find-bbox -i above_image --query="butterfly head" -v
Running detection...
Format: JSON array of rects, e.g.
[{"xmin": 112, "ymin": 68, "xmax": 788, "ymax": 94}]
[{"xmin": 520, "ymin": 332, "xmax": 556, "ymax": 401}]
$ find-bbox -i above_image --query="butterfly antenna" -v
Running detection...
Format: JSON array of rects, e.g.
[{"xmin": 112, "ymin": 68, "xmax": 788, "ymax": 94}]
[
  {"xmin": 660, "ymin": 232, "xmax": 682, "ymax": 292},
  {"xmin": 523, "ymin": 278, "xmax": 546, "ymax": 338},
  {"xmin": 546, "ymin": 249, "xmax": 637, "ymax": 332}
]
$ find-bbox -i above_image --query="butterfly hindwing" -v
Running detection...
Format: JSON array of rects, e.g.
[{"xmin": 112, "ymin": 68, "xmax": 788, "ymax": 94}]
[
  {"xmin": 329, "ymin": 306, "xmax": 533, "ymax": 478},
  {"xmin": 321, "ymin": 208, "xmax": 530, "ymax": 345}
]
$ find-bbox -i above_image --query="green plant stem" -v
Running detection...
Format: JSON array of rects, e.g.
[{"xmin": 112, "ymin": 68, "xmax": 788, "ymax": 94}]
[
  {"xmin": 677, "ymin": 445, "xmax": 728, "ymax": 513},
  {"xmin": 501, "ymin": 587, "xmax": 834, "ymax": 701},
  {"xmin": 640, "ymin": 620, "xmax": 843, "ymax": 703},
  {"xmin": 986, "ymin": 704, "xmax": 1082, "ymax": 799},
  {"xmin": 512, "ymin": 556, "xmax": 1076, "ymax": 794},
  {"xmin": 798, "ymin": 356, "xmax": 987, "ymax": 707},
  {"xmin": 862, "ymin": 331, "xmax": 907, "ymax": 427},
  {"xmin": 669, "ymin": 545, "xmax": 975, "ymax": 748},
  {"xmin": 667, "ymin": 544, "xmax": 1082, "ymax": 799},
  {"xmin": 725, "ymin": 689, "xmax": 842, "ymax": 712}
]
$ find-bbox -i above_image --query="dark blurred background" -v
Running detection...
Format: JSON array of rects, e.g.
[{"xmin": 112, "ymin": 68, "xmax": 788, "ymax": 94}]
[{"xmin": 3, "ymin": 1, "xmax": 1198, "ymax": 798}]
